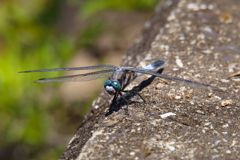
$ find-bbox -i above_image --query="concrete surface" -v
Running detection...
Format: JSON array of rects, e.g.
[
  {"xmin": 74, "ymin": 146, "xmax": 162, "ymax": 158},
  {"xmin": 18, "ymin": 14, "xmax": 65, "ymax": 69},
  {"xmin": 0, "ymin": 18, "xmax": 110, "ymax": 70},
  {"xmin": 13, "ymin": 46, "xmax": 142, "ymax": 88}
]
[{"xmin": 60, "ymin": 0, "xmax": 240, "ymax": 159}]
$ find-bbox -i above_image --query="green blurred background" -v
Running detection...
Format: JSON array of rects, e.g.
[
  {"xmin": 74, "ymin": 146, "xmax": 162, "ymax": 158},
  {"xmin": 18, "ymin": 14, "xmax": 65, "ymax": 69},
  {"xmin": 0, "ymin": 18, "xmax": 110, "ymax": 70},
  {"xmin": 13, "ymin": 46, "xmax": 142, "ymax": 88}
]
[{"xmin": 0, "ymin": 0, "xmax": 159, "ymax": 159}]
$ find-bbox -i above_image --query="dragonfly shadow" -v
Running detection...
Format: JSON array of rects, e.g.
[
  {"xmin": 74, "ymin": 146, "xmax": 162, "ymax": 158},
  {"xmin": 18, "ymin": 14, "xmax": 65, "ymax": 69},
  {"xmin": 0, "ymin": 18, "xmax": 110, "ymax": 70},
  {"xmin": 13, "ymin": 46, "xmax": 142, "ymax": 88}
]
[{"xmin": 105, "ymin": 68, "xmax": 164, "ymax": 116}]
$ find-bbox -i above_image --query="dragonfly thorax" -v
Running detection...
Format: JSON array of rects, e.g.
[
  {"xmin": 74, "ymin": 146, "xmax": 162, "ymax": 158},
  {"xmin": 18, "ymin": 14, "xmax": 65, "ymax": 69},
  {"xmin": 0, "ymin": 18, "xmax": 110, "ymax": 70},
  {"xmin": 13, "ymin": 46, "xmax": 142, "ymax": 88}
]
[{"xmin": 104, "ymin": 79, "xmax": 121, "ymax": 95}]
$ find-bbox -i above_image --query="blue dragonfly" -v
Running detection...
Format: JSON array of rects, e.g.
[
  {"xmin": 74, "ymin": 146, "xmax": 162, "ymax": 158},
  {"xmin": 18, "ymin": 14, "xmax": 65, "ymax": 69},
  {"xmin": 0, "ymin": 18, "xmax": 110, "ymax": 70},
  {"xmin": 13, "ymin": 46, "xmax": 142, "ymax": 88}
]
[{"xmin": 19, "ymin": 60, "xmax": 219, "ymax": 110}]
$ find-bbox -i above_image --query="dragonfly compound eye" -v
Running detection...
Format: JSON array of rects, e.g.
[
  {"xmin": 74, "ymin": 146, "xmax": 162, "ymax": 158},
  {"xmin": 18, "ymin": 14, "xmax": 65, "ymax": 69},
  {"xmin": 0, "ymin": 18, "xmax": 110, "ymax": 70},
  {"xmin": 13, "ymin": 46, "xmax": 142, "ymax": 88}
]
[
  {"xmin": 104, "ymin": 79, "xmax": 111, "ymax": 88},
  {"xmin": 104, "ymin": 79, "xmax": 116, "ymax": 95},
  {"xmin": 111, "ymin": 81, "xmax": 121, "ymax": 91}
]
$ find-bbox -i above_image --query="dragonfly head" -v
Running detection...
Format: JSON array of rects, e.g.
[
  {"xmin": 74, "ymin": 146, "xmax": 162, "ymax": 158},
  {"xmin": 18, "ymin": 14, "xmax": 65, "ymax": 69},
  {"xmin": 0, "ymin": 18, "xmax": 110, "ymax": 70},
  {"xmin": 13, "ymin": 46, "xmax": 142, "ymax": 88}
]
[{"xmin": 104, "ymin": 79, "xmax": 121, "ymax": 95}]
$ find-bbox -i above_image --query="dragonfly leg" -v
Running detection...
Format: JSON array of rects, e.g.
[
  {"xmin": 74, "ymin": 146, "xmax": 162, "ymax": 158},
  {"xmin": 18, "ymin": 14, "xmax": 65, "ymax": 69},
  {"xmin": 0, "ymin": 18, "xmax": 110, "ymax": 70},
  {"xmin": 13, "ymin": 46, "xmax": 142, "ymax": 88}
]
[
  {"xmin": 109, "ymin": 92, "xmax": 119, "ymax": 112},
  {"xmin": 119, "ymin": 92, "xmax": 129, "ymax": 114},
  {"xmin": 136, "ymin": 93, "xmax": 146, "ymax": 103},
  {"xmin": 112, "ymin": 92, "xmax": 119, "ymax": 104},
  {"xmin": 122, "ymin": 90, "xmax": 146, "ymax": 103}
]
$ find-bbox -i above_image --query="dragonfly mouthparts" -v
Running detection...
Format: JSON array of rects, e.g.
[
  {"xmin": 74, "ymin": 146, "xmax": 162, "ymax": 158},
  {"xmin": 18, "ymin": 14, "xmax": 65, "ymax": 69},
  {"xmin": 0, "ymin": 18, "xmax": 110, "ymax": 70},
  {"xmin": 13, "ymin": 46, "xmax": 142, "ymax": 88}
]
[{"xmin": 105, "ymin": 86, "xmax": 116, "ymax": 95}]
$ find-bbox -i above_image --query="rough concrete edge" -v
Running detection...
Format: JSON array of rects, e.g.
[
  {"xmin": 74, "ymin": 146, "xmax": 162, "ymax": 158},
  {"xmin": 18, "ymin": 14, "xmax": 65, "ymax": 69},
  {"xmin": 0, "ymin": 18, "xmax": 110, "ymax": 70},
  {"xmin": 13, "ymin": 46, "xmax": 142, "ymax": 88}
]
[{"xmin": 60, "ymin": 0, "xmax": 180, "ymax": 159}]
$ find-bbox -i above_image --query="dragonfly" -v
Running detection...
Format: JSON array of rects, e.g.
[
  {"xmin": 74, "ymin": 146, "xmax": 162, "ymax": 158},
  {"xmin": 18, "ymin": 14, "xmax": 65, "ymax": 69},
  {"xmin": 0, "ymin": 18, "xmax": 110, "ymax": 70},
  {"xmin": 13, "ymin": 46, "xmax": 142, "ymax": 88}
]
[{"xmin": 19, "ymin": 60, "xmax": 219, "ymax": 111}]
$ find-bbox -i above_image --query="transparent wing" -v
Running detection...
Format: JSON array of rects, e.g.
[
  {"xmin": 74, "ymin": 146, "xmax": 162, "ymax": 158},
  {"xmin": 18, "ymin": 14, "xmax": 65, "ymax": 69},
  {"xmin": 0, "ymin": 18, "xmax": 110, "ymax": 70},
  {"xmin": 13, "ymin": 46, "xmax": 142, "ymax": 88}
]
[
  {"xmin": 35, "ymin": 70, "xmax": 114, "ymax": 83},
  {"xmin": 124, "ymin": 68, "xmax": 220, "ymax": 91},
  {"xmin": 19, "ymin": 65, "xmax": 118, "ymax": 73}
]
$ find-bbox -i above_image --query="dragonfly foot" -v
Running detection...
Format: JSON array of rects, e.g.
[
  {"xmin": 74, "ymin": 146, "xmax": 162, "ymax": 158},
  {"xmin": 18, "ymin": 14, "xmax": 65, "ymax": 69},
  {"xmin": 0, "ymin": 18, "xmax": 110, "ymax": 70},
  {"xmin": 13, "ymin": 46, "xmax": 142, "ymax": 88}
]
[{"xmin": 136, "ymin": 93, "xmax": 146, "ymax": 103}]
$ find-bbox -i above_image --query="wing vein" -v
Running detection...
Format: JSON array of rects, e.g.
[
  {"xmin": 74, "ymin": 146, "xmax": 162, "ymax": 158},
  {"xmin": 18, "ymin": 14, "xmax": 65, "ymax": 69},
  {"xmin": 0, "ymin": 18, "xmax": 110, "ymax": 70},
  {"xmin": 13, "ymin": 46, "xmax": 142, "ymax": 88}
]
[
  {"xmin": 19, "ymin": 65, "xmax": 117, "ymax": 73},
  {"xmin": 35, "ymin": 70, "xmax": 114, "ymax": 83},
  {"xmin": 124, "ymin": 68, "xmax": 219, "ymax": 90}
]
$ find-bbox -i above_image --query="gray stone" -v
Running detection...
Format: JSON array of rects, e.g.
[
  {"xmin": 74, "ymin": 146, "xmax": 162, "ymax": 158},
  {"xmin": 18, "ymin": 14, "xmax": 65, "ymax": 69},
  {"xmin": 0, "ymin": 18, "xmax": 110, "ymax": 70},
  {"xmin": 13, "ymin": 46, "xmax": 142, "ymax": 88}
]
[{"xmin": 60, "ymin": 0, "xmax": 240, "ymax": 159}]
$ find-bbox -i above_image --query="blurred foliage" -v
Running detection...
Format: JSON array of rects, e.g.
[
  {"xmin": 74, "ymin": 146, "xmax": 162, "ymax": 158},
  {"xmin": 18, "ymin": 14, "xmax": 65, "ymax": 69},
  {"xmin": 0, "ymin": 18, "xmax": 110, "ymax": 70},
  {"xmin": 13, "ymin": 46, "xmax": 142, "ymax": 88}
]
[
  {"xmin": 70, "ymin": 0, "xmax": 159, "ymax": 18},
  {"xmin": 76, "ymin": 20, "xmax": 105, "ymax": 48},
  {"xmin": 0, "ymin": 0, "xmax": 159, "ymax": 159},
  {"xmin": 0, "ymin": 0, "xmax": 74, "ymax": 159}
]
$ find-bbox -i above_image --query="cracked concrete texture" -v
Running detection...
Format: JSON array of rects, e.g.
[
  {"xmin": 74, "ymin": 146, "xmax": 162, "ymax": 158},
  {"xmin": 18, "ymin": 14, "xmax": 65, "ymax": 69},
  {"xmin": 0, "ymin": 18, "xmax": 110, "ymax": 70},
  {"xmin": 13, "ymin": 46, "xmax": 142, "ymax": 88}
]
[{"xmin": 60, "ymin": 0, "xmax": 240, "ymax": 159}]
